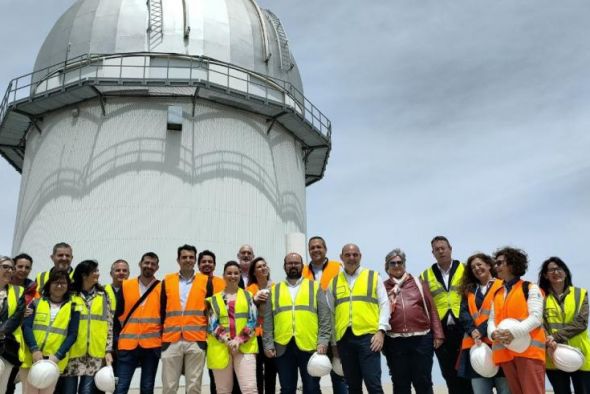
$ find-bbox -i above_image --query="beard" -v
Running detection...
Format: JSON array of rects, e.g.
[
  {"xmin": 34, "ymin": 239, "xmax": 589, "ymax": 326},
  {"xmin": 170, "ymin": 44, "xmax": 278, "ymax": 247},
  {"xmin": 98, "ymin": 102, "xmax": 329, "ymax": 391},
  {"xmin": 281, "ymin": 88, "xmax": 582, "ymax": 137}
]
[{"xmin": 287, "ymin": 268, "xmax": 302, "ymax": 280}]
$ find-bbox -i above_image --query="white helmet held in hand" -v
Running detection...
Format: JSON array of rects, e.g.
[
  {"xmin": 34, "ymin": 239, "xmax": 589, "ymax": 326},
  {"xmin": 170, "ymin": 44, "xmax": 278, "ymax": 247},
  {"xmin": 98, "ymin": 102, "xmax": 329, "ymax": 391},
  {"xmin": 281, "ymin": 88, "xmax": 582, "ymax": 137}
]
[
  {"xmin": 552, "ymin": 344, "xmax": 584, "ymax": 372},
  {"xmin": 497, "ymin": 318, "xmax": 531, "ymax": 353},
  {"xmin": 332, "ymin": 357, "xmax": 344, "ymax": 376},
  {"xmin": 470, "ymin": 343, "xmax": 499, "ymax": 377},
  {"xmin": 28, "ymin": 359, "xmax": 59, "ymax": 389},
  {"xmin": 95, "ymin": 365, "xmax": 116, "ymax": 392},
  {"xmin": 307, "ymin": 352, "xmax": 332, "ymax": 377}
]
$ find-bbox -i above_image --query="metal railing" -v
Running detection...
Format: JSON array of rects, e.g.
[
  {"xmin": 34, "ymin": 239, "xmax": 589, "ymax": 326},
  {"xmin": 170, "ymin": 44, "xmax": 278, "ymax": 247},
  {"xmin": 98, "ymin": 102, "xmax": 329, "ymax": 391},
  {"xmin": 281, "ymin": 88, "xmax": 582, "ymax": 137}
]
[{"xmin": 0, "ymin": 52, "xmax": 331, "ymax": 140}]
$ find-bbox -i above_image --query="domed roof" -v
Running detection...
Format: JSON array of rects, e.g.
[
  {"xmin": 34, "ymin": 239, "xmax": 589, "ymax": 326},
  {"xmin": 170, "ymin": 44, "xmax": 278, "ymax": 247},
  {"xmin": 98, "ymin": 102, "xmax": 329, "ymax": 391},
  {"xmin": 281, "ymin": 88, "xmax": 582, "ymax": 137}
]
[{"xmin": 34, "ymin": 0, "xmax": 303, "ymax": 91}]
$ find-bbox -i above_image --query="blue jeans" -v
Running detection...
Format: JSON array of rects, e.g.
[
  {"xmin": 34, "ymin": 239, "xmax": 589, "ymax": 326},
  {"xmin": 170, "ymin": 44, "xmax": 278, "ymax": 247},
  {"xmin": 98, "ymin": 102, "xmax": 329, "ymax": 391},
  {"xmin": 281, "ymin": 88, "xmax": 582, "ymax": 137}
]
[
  {"xmin": 471, "ymin": 377, "xmax": 510, "ymax": 394},
  {"xmin": 337, "ymin": 330, "xmax": 383, "ymax": 394},
  {"xmin": 62, "ymin": 375, "xmax": 96, "ymax": 394},
  {"xmin": 275, "ymin": 340, "xmax": 320, "ymax": 394},
  {"xmin": 115, "ymin": 347, "xmax": 161, "ymax": 394},
  {"xmin": 329, "ymin": 370, "xmax": 348, "ymax": 394},
  {"xmin": 383, "ymin": 333, "xmax": 433, "ymax": 394},
  {"xmin": 547, "ymin": 369, "xmax": 590, "ymax": 394}
]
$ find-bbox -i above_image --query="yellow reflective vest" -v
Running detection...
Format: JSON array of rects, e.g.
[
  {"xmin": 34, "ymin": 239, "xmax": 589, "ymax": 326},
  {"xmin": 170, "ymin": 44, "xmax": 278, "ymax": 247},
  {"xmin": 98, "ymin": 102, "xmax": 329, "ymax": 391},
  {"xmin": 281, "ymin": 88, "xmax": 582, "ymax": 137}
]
[
  {"xmin": 331, "ymin": 269, "xmax": 379, "ymax": 341},
  {"xmin": 206, "ymin": 289, "xmax": 258, "ymax": 370},
  {"xmin": 545, "ymin": 286, "xmax": 590, "ymax": 371},
  {"xmin": 6, "ymin": 286, "xmax": 25, "ymax": 363},
  {"xmin": 104, "ymin": 284, "xmax": 117, "ymax": 312},
  {"xmin": 271, "ymin": 278, "xmax": 319, "ymax": 351},
  {"xmin": 69, "ymin": 292, "xmax": 111, "ymax": 359},
  {"xmin": 35, "ymin": 270, "xmax": 74, "ymax": 295},
  {"xmin": 420, "ymin": 263, "xmax": 464, "ymax": 320},
  {"xmin": 22, "ymin": 298, "xmax": 74, "ymax": 372}
]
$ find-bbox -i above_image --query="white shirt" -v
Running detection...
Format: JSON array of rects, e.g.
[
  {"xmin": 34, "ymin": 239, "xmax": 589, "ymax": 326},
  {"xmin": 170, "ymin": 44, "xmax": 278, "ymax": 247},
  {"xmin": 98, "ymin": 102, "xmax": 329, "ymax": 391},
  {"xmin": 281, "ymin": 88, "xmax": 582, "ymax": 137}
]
[
  {"xmin": 311, "ymin": 263, "xmax": 324, "ymax": 284},
  {"xmin": 285, "ymin": 277, "xmax": 304, "ymax": 302},
  {"xmin": 179, "ymin": 271, "xmax": 196, "ymax": 310},
  {"xmin": 326, "ymin": 267, "xmax": 391, "ymax": 332},
  {"xmin": 436, "ymin": 262, "xmax": 455, "ymax": 325}
]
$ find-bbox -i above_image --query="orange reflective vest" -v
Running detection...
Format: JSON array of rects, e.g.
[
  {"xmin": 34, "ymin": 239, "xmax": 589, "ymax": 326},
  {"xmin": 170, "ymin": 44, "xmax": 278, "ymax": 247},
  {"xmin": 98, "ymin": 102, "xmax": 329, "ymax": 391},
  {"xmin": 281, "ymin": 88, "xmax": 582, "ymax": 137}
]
[
  {"xmin": 302, "ymin": 260, "xmax": 341, "ymax": 290},
  {"xmin": 491, "ymin": 280, "xmax": 545, "ymax": 363},
  {"xmin": 162, "ymin": 273, "xmax": 209, "ymax": 343},
  {"xmin": 461, "ymin": 280, "xmax": 503, "ymax": 349},
  {"xmin": 118, "ymin": 278, "xmax": 162, "ymax": 350}
]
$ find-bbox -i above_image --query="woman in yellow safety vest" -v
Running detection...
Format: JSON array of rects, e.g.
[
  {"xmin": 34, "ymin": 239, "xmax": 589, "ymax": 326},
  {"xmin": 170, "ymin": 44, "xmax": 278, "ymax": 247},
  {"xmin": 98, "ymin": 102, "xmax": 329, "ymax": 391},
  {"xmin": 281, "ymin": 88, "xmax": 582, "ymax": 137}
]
[
  {"xmin": 457, "ymin": 253, "xmax": 509, "ymax": 394},
  {"xmin": 538, "ymin": 257, "xmax": 590, "ymax": 394},
  {"xmin": 207, "ymin": 261, "xmax": 258, "ymax": 394},
  {"xmin": 63, "ymin": 260, "xmax": 114, "ymax": 394},
  {"xmin": 21, "ymin": 269, "xmax": 80, "ymax": 394},
  {"xmin": 246, "ymin": 257, "xmax": 276, "ymax": 394},
  {"xmin": 0, "ymin": 256, "xmax": 26, "ymax": 393}
]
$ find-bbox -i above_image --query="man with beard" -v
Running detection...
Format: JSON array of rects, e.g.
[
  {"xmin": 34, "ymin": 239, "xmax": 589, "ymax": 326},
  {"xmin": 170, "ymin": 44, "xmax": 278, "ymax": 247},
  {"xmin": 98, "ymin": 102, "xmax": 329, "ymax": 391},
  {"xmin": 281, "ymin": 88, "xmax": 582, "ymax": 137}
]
[
  {"xmin": 35, "ymin": 242, "xmax": 74, "ymax": 295},
  {"xmin": 326, "ymin": 244, "xmax": 390, "ymax": 394},
  {"xmin": 115, "ymin": 252, "xmax": 162, "ymax": 394},
  {"xmin": 263, "ymin": 252, "xmax": 331, "ymax": 394},
  {"xmin": 237, "ymin": 245, "xmax": 254, "ymax": 288}
]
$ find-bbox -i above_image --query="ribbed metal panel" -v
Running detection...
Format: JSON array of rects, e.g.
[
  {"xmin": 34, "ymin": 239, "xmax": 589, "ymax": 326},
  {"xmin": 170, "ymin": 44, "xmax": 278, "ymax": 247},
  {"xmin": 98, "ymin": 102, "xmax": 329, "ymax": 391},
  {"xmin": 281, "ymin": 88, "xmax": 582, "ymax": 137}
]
[{"xmin": 12, "ymin": 97, "xmax": 306, "ymax": 276}]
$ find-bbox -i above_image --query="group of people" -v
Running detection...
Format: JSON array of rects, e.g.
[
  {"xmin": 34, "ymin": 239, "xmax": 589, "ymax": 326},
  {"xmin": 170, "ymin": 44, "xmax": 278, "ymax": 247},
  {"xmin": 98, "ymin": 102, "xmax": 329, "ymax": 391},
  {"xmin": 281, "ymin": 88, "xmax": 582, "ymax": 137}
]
[{"xmin": 0, "ymin": 235, "xmax": 586, "ymax": 394}]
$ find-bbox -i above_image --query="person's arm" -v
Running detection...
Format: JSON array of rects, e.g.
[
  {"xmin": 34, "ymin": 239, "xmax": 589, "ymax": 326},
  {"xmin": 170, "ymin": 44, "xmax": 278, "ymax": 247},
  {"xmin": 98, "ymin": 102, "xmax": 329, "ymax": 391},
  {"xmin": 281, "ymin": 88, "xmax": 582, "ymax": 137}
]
[
  {"xmin": 0, "ymin": 291, "xmax": 26, "ymax": 335},
  {"xmin": 105, "ymin": 293, "xmax": 114, "ymax": 353},
  {"xmin": 510, "ymin": 284, "xmax": 543, "ymax": 338},
  {"xmin": 262, "ymin": 295, "xmax": 275, "ymax": 351},
  {"xmin": 22, "ymin": 300, "xmax": 39, "ymax": 352},
  {"xmin": 115, "ymin": 284, "xmax": 125, "ymax": 320},
  {"xmin": 375, "ymin": 274, "xmax": 391, "ymax": 332},
  {"xmin": 487, "ymin": 303, "xmax": 497, "ymax": 338},
  {"xmin": 55, "ymin": 306, "xmax": 80, "ymax": 360},
  {"xmin": 317, "ymin": 288, "xmax": 331, "ymax": 347},
  {"xmin": 553, "ymin": 291, "xmax": 589, "ymax": 342},
  {"xmin": 207, "ymin": 299, "xmax": 229, "ymax": 343}
]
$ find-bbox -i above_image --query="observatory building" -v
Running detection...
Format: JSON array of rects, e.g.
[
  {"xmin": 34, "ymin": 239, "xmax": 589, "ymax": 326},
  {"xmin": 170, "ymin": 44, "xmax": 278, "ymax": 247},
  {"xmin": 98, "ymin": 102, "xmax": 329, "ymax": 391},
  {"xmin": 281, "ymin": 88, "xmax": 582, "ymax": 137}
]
[{"xmin": 0, "ymin": 0, "xmax": 331, "ymax": 273}]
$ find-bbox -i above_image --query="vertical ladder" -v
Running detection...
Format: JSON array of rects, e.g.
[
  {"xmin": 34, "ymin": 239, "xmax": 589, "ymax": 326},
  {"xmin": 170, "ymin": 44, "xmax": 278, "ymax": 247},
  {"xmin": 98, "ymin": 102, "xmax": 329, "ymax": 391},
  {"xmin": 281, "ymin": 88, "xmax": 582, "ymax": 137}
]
[
  {"xmin": 147, "ymin": 0, "xmax": 164, "ymax": 50},
  {"xmin": 264, "ymin": 10, "xmax": 294, "ymax": 71}
]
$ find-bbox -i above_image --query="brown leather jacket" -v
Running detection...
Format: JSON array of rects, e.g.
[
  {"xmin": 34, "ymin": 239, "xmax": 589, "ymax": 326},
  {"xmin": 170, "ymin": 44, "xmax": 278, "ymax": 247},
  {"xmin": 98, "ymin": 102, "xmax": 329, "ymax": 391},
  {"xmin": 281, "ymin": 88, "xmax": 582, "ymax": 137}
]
[{"xmin": 384, "ymin": 274, "xmax": 444, "ymax": 339}]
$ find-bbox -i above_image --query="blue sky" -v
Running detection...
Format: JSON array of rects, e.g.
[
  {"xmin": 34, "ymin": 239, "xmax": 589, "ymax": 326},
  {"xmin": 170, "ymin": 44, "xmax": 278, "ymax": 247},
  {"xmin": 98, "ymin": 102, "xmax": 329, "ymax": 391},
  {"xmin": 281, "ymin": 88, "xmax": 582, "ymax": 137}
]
[{"xmin": 1, "ymin": 0, "xmax": 590, "ymax": 384}]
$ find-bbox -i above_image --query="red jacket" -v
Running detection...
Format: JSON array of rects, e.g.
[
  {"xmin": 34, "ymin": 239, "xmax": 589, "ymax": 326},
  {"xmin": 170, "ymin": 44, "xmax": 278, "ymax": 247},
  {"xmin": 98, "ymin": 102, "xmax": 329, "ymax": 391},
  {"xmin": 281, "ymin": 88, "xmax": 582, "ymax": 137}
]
[{"xmin": 384, "ymin": 274, "xmax": 444, "ymax": 339}]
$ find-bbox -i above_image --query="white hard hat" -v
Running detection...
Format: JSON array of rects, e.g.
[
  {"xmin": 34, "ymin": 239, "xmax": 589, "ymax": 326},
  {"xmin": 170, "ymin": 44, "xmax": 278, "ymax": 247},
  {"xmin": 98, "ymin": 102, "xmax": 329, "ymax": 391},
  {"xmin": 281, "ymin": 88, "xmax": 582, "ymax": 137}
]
[
  {"xmin": 497, "ymin": 318, "xmax": 531, "ymax": 353},
  {"xmin": 0, "ymin": 358, "xmax": 5, "ymax": 377},
  {"xmin": 470, "ymin": 343, "xmax": 499, "ymax": 378},
  {"xmin": 552, "ymin": 344, "xmax": 584, "ymax": 372},
  {"xmin": 28, "ymin": 359, "xmax": 59, "ymax": 390},
  {"xmin": 332, "ymin": 357, "xmax": 344, "ymax": 376},
  {"xmin": 307, "ymin": 352, "xmax": 332, "ymax": 377},
  {"xmin": 94, "ymin": 365, "xmax": 116, "ymax": 393}
]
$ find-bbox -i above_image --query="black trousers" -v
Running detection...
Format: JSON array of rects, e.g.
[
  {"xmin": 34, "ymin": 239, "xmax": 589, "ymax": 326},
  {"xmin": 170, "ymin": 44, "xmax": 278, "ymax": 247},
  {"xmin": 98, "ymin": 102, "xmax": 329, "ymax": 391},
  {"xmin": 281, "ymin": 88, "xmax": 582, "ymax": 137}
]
[{"xmin": 434, "ymin": 323, "xmax": 473, "ymax": 394}]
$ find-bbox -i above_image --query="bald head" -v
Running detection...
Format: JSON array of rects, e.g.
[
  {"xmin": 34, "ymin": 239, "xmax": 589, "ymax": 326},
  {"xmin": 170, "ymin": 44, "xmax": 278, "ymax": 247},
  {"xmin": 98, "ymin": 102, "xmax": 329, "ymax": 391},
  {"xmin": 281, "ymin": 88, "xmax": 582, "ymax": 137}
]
[
  {"xmin": 283, "ymin": 252, "xmax": 303, "ymax": 280},
  {"xmin": 340, "ymin": 244, "xmax": 361, "ymax": 274}
]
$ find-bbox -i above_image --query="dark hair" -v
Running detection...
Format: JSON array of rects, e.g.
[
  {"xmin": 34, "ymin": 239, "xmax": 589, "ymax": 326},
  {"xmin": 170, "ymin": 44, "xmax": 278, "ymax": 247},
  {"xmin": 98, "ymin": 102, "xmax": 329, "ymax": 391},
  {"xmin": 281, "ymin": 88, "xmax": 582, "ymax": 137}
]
[
  {"xmin": 198, "ymin": 250, "xmax": 216, "ymax": 266},
  {"xmin": 52, "ymin": 242, "xmax": 72, "ymax": 255},
  {"xmin": 41, "ymin": 269, "xmax": 72, "ymax": 298},
  {"xmin": 72, "ymin": 260, "xmax": 104, "ymax": 293},
  {"xmin": 248, "ymin": 257, "xmax": 270, "ymax": 286},
  {"xmin": 538, "ymin": 257, "xmax": 573, "ymax": 294},
  {"xmin": 140, "ymin": 252, "xmax": 159, "ymax": 263},
  {"xmin": 177, "ymin": 244, "xmax": 197, "ymax": 259},
  {"xmin": 223, "ymin": 260, "xmax": 240, "ymax": 274},
  {"xmin": 431, "ymin": 235, "xmax": 451, "ymax": 248},
  {"xmin": 13, "ymin": 253, "xmax": 33, "ymax": 265},
  {"xmin": 308, "ymin": 236, "xmax": 327, "ymax": 248},
  {"xmin": 460, "ymin": 253, "xmax": 496, "ymax": 296},
  {"xmin": 494, "ymin": 247, "xmax": 528, "ymax": 277}
]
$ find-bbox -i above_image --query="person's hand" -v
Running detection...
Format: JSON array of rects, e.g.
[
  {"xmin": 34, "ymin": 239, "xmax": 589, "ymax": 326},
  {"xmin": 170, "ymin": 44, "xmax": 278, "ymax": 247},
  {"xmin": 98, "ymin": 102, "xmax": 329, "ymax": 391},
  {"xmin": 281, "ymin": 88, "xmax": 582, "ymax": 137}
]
[
  {"xmin": 264, "ymin": 349, "xmax": 276, "ymax": 358},
  {"xmin": 317, "ymin": 344, "xmax": 328, "ymax": 355},
  {"xmin": 105, "ymin": 352, "xmax": 113, "ymax": 366},
  {"xmin": 434, "ymin": 339, "xmax": 444, "ymax": 349},
  {"xmin": 471, "ymin": 329, "xmax": 482, "ymax": 346},
  {"xmin": 546, "ymin": 337, "xmax": 558, "ymax": 351},
  {"xmin": 48, "ymin": 355, "xmax": 59, "ymax": 364},
  {"xmin": 502, "ymin": 331, "xmax": 515, "ymax": 345},
  {"xmin": 370, "ymin": 330, "xmax": 384, "ymax": 352},
  {"xmin": 24, "ymin": 307, "xmax": 33, "ymax": 318},
  {"xmin": 254, "ymin": 290, "xmax": 269, "ymax": 304},
  {"xmin": 32, "ymin": 351, "xmax": 43, "ymax": 362},
  {"xmin": 228, "ymin": 338, "xmax": 240, "ymax": 353}
]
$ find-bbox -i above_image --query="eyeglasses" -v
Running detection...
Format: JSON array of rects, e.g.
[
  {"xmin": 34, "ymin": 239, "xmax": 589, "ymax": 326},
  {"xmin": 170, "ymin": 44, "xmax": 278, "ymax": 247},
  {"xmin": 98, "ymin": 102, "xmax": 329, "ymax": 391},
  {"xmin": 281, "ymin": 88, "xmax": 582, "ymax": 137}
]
[
  {"xmin": 494, "ymin": 259, "xmax": 507, "ymax": 267},
  {"xmin": 0, "ymin": 264, "xmax": 14, "ymax": 271},
  {"xmin": 51, "ymin": 282, "xmax": 68, "ymax": 287},
  {"xmin": 547, "ymin": 267, "xmax": 564, "ymax": 274},
  {"xmin": 388, "ymin": 261, "xmax": 404, "ymax": 267}
]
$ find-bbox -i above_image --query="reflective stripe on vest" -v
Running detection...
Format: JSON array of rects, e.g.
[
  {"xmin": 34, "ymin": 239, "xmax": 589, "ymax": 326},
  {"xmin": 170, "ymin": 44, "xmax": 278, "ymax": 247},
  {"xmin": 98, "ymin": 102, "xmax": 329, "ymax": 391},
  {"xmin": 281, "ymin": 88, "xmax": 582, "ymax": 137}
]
[
  {"xmin": 492, "ymin": 280, "xmax": 546, "ymax": 364},
  {"xmin": 8, "ymin": 286, "xmax": 26, "ymax": 363},
  {"xmin": 23, "ymin": 299, "xmax": 73, "ymax": 372},
  {"xmin": 545, "ymin": 286, "xmax": 590, "ymax": 371},
  {"xmin": 118, "ymin": 278, "xmax": 162, "ymax": 350},
  {"xmin": 332, "ymin": 269, "xmax": 379, "ymax": 341},
  {"xmin": 162, "ymin": 273, "xmax": 208, "ymax": 343},
  {"xmin": 206, "ymin": 289, "xmax": 258, "ymax": 369},
  {"xmin": 420, "ymin": 264, "xmax": 464, "ymax": 320},
  {"xmin": 461, "ymin": 280, "xmax": 503, "ymax": 350},
  {"xmin": 271, "ymin": 279, "xmax": 319, "ymax": 351},
  {"xmin": 69, "ymin": 293, "xmax": 110, "ymax": 358}
]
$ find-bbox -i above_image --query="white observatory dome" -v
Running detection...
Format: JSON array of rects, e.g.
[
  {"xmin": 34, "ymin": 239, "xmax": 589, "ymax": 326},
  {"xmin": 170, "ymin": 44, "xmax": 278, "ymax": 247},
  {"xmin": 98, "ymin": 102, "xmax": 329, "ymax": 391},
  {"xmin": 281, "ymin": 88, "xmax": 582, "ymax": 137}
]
[{"xmin": 34, "ymin": 0, "xmax": 303, "ymax": 91}]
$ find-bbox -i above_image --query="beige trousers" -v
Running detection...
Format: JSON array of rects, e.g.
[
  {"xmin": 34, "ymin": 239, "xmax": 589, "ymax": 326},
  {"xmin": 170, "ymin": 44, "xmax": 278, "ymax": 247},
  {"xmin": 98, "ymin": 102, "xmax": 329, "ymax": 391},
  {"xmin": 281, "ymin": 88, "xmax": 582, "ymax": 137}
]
[
  {"xmin": 161, "ymin": 340, "xmax": 206, "ymax": 394},
  {"xmin": 212, "ymin": 353, "xmax": 257, "ymax": 394}
]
